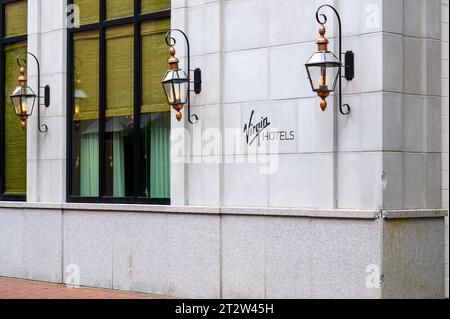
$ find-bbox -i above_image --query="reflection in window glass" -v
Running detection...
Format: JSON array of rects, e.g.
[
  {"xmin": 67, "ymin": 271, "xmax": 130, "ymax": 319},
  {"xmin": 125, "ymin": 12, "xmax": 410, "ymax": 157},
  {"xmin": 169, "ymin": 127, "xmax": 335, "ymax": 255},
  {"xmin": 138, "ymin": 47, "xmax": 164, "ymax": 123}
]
[
  {"xmin": 4, "ymin": 42, "xmax": 27, "ymax": 195},
  {"xmin": 140, "ymin": 19, "xmax": 170, "ymax": 198},
  {"xmin": 106, "ymin": 25, "xmax": 134, "ymax": 197},
  {"xmin": 106, "ymin": 0, "xmax": 133, "ymax": 20},
  {"xmin": 5, "ymin": 0, "xmax": 27, "ymax": 37},
  {"xmin": 68, "ymin": 3, "xmax": 171, "ymax": 203},
  {"xmin": 73, "ymin": 0, "xmax": 99, "ymax": 26},
  {"xmin": 141, "ymin": 0, "xmax": 170, "ymax": 14},
  {"xmin": 72, "ymin": 31, "xmax": 100, "ymax": 197}
]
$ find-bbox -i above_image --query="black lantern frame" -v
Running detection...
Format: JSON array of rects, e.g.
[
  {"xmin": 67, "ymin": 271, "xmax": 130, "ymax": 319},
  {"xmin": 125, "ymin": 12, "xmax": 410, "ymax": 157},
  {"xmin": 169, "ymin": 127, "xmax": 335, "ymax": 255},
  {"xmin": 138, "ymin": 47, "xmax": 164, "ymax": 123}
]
[
  {"xmin": 10, "ymin": 51, "xmax": 50, "ymax": 132},
  {"xmin": 162, "ymin": 29, "xmax": 202, "ymax": 125},
  {"xmin": 306, "ymin": 5, "xmax": 354, "ymax": 115}
]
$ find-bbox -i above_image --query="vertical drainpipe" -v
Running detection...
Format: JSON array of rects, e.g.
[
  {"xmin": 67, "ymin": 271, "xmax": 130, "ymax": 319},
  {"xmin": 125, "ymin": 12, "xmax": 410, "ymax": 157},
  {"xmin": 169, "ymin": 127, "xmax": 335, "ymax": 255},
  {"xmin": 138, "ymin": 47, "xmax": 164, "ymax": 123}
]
[
  {"xmin": 333, "ymin": 5, "xmax": 339, "ymax": 210},
  {"xmin": 218, "ymin": 0, "xmax": 225, "ymax": 299}
]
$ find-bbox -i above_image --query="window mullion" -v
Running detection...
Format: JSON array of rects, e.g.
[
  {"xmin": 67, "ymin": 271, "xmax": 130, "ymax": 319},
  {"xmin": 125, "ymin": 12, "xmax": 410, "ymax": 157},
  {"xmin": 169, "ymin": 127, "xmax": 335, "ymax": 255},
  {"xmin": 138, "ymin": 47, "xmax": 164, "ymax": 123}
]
[
  {"xmin": 133, "ymin": 0, "xmax": 141, "ymax": 200},
  {"xmin": 0, "ymin": 2, "xmax": 5, "ymax": 195},
  {"xmin": 99, "ymin": 0, "xmax": 106, "ymax": 199}
]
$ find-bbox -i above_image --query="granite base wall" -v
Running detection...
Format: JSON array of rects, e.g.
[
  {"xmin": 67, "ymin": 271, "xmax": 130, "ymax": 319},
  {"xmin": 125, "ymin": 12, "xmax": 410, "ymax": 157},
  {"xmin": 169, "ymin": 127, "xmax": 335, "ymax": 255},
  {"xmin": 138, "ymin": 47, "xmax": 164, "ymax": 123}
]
[{"xmin": 0, "ymin": 205, "xmax": 446, "ymax": 299}]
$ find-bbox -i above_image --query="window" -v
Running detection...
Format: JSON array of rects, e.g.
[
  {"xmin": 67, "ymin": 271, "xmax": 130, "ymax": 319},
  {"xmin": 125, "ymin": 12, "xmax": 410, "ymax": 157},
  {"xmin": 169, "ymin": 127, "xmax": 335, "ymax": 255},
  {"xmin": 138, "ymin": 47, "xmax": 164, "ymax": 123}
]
[
  {"xmin": 0, "ymin": 0, "xmax": 27, "ymax": 201},
  {"xmin": 68, "ymin": 0, "xmax": 171, "ymax": 204}
]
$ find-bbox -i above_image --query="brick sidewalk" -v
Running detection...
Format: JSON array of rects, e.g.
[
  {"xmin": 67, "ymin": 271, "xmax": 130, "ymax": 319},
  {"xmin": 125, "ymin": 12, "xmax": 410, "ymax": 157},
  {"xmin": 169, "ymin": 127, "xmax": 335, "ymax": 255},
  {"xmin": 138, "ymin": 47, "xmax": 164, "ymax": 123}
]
[{"xmin": 0, "ymin": 277, "xmax": 174, "ymax": 299}]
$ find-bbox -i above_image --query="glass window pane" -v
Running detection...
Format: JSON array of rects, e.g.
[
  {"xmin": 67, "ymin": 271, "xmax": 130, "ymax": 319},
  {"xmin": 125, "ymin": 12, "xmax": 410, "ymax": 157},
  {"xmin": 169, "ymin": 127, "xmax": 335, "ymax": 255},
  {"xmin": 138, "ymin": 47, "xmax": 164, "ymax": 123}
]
[
  {"xmin": 72, "ymin": 31, "xmax": 100, "ymax": 197},
  {"xmin": 106, "ymin": 25, "xmax": 134, "ymax": 197},
  {"xmin": 140, "ymin": 18, "xmax": 170, "ymax": 199},
  {"xmin": 4, "ymin": 42, "xmax": 27, "ymax": 195},
  {"xmin": 5, "ymin": 0, "xmax": 28, "ymax": 37},
  {"xmin": 141, "ymin": 0, "xmax": 170, "ymax": 14},
  {"xmin": 106, "ymin": 0, "xmax": 133, "ymax": 20},
  {"xmin": 73, "ymin": 0, "xmax": 99, "ymax": 26}
]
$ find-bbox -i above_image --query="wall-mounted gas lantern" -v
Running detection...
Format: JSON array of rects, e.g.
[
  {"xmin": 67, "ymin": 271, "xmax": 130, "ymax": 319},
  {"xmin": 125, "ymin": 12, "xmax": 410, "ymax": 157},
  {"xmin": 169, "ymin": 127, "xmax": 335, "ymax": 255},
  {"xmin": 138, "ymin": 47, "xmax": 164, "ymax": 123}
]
[
  {"xmin": 10, "ymin": 52, "xmax": 50, "ymax": 131},
  {"xmin": 305, "ymin": 5, "xmax": 354, "ymax": 115},
  {"xmin": 162, "ymin": 29, "xmax": 201, "ymax": 124}
]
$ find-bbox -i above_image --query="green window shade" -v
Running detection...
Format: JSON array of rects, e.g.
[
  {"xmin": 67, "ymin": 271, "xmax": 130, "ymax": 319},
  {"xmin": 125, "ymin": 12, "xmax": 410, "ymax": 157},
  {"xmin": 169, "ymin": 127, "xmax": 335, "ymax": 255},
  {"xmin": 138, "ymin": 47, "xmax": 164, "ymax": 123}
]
[
  {"xmin": 141, "ymin": 0, "xmax": 170, "ymax": 14},
  {"xmin": 73, "ymin": 0, "xmax": 99, "ymax": 25},
  {"xmin": 106, "ymin": 25, "xmax": 134, "ymax": 117},
  {"xmin": 106, "ymin": 0, "xmax": 133, "ymax": 20},
  {"xmin": 141, "ymin": 18, "xmax": 170, "ymax": 114},
  {"xmin": 5, "ymin": 0, "xmax": 27, "ymax": 37},
  {"xmin": 4, "ymin": 42, "xmax": 27, "ymax": 195},
  {"xmin": 73, "ymin": 31, "xmax": 100, "ymax": 197},
  {"xmin": 74, "ymin": 31, "xmax": 100, "ymax": 121}
]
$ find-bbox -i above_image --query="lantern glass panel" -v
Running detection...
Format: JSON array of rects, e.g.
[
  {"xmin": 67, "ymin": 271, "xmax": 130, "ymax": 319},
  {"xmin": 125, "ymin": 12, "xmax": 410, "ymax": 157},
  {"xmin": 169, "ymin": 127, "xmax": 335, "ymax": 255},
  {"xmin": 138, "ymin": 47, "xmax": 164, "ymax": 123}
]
[
  {"xmin": 162, "ymin": 68, "xmax": 189, "ymax": 106},
  {"xmin": 306, "ymin": 63, "xmax": 340, "ymax": 92},
  {"xmin": 10, "ymin": 85, "xmax": 36, "ymax": 116}
]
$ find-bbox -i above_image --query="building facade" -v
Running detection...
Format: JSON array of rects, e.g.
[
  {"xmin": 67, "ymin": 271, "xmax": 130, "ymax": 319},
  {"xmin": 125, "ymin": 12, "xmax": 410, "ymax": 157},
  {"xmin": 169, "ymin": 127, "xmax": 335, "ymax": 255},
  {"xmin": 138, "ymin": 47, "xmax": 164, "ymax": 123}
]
[{"xmin": 0, "ymin": 0, "xmax": 448, "ymax": 299}]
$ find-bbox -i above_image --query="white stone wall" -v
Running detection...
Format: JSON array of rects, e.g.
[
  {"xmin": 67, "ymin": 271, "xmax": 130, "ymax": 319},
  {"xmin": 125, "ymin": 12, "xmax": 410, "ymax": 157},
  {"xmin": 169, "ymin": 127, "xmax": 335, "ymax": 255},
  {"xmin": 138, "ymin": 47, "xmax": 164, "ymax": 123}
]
[
  {"xmin": 171, "ymin": 0, "xmax": 443, "ymax": 211},
  {"xmin": 441, "ymin": 0, "xmax": 449, "ymax": 299},
  {"xmin": 21, "ymin": 0, "xmax": 443, "ymax": 212},
  {"xmin": 26, "ymin": 0, "xmax": 67, "ymax": 203}
]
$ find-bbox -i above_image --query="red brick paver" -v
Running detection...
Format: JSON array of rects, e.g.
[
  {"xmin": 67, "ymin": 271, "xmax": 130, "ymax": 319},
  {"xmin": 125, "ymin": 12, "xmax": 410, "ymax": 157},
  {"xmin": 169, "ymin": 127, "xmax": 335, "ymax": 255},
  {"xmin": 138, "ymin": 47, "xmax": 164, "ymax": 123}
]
[{"xmin": 0, "ymin": 277, "xmax": 174, "ymax": 299}]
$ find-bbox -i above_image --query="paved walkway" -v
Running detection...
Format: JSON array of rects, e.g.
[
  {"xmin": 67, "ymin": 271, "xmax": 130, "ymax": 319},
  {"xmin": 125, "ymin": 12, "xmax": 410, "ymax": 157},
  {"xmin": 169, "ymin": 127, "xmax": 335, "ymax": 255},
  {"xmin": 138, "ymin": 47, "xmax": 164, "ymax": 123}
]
[{"xmin": 0, "ymin": 277, "xmax": 173, "ymax": 299}]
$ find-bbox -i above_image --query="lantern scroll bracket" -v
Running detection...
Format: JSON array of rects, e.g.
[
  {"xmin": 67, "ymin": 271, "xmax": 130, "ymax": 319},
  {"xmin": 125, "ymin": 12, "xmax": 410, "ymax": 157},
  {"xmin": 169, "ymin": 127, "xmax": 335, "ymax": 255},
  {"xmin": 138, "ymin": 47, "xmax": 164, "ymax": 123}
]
[
  {"xmin": 164, "ymin": 29, "xmax": 202, "ymax": 125},
  {"xmin": 315, "ymin": 5, "xmax": 354, "ymax": 116},
  {"xmin": 16, "ymin": 51, "xmax": 51, "ymax": 133}
]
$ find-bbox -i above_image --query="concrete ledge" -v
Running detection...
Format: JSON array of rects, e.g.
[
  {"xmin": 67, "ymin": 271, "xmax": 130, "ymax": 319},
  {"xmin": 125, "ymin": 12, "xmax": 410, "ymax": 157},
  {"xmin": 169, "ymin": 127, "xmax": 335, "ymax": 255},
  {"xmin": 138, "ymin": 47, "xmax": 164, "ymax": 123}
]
[
  {"xmin": 382, "ymin": 209, "xmax": 448, "ymax": 219},
  {"xmin": 0, "ymin": 202, "xmax": 62, "ymax": 210},
  {"xmin": 219, "ymin": 207, "xmax": 381, "ymax": 219},
  {"xmin": 1, "ymin": 202, "xmax": 379, "ymax": 219},
  {"xmin": 1, "ymin": 202, "xmax": 447, "ymax": 220}
]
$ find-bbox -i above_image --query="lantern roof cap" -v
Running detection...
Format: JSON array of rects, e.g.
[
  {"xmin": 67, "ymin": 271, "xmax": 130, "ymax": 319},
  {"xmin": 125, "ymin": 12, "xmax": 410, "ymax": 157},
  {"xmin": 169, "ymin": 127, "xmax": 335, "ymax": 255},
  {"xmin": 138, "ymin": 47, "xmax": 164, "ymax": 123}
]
[{"xmin": 305, "ymin": 50, "xmax": 341, "ymax": 66}]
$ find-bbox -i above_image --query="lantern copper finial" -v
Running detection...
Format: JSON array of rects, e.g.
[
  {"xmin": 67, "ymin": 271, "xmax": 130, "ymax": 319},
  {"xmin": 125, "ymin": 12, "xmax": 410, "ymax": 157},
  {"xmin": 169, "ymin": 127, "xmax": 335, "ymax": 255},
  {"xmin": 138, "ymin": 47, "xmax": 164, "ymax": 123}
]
[
  {"xmin": 168, "ymin": 46, "xmax": 179, "ymax": 70},
  {"xmin": 316, "ymin": 24, "xmax": 329, "ymax": 51},
  {"xmin": 18, "ymin": 67, "xmax": 27, "ymax": 87},
  {"xmin": 318, "ymin": 91, "xmax": 329, "ymax": 111}
]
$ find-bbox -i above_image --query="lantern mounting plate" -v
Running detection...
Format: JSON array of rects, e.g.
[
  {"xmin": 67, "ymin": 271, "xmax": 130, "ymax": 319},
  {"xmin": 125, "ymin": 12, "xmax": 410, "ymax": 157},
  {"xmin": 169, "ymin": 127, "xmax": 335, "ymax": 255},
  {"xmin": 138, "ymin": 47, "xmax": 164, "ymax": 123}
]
[
  {"xmin": 193, "ymin": 68, "xmax": 202, "ymax": 95},
  {"xmin": 344, "ymin": 51, "xmax": 354, "ymax": 81}
]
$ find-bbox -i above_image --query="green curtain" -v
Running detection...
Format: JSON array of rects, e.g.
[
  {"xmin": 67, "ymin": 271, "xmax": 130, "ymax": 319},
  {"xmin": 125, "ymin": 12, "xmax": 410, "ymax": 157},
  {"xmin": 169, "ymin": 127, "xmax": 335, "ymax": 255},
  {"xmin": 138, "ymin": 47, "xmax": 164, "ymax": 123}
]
[
  {"xmin": 80, "ymin": 133, "xmax": 99, "ymax": 196},
  {"xmin": 113, "ymin": 131, "xmax": 125, "ymax": 197},
  {"xmin": 150, "ymin": 113, "xmax": 170, "ymax": 198}
]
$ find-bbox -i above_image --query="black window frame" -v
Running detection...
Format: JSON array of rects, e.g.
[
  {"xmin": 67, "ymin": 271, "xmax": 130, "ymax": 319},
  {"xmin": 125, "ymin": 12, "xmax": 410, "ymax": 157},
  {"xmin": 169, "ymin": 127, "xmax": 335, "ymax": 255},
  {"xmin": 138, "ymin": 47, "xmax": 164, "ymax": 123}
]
[
  {"xmin": 66, "ymin": 0, "xmax": 171, "ymax": 205},
  {"xmin": 0, "ymin": 0, "xmax": 27, "ymax": 202}
]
